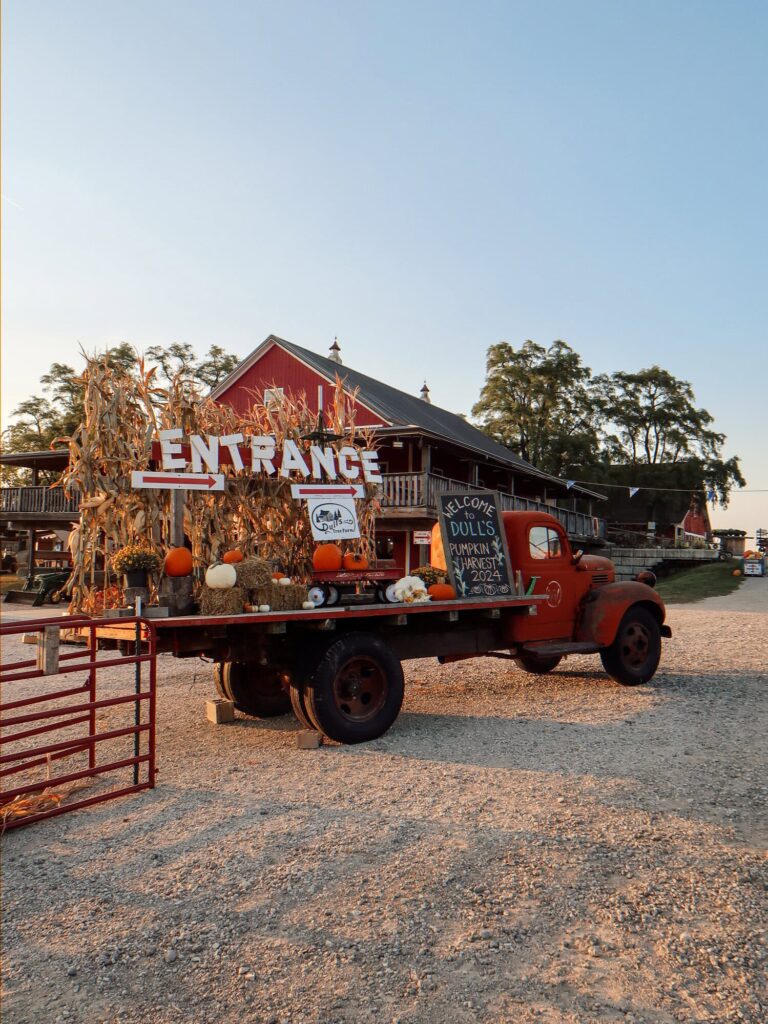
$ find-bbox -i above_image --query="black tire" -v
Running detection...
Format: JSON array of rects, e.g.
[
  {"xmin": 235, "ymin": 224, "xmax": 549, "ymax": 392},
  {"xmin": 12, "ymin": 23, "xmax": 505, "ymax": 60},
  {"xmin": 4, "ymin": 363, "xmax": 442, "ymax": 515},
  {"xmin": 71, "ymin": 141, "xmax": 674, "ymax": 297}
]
[
  {"xmin": 600, "ymin": 607, "xmax": 661, "ymax": 686},
  {"xmin": 513, "ymin": 653, "xmax": 563, "ymax": 674},
  {"xmin": 213, "ymin": 661, "xmax": 291, "ymax": 717},
  {"xmin": 304, "ymin": 633, "xmax": 404, "ymax": 744}
]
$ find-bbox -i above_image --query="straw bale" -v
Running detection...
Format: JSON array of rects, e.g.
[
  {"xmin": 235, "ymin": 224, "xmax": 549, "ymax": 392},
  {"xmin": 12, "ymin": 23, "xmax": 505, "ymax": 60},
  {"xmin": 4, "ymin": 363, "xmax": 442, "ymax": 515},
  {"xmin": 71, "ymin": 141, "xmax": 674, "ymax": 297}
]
[
  {"xmin": 200, "ymin": 585, "xmax": 247, "ymax": 616},
  {"xmin": 235, "ymin": 557, "xmax": 272, "ymax": 589},
  {"xmin": 249, "ymin": 581, "xmax": 308, "ymax": 611}
]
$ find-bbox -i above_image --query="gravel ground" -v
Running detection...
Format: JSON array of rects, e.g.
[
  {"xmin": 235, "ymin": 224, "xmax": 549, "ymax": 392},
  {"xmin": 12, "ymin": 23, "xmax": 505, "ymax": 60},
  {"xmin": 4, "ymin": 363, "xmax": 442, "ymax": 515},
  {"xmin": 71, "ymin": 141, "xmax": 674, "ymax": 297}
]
[{"xmin": 2, "ymin": 599, "xmax": 767, "ymax": 1024}]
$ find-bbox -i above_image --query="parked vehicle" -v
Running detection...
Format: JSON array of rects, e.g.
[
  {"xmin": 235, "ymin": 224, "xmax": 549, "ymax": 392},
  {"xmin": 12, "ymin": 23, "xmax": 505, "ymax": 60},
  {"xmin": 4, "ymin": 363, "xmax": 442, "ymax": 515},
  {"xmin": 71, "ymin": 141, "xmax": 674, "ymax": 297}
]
[{"xmin": 95, "ymin": 512, "xmax": 670, "ymax": 745}]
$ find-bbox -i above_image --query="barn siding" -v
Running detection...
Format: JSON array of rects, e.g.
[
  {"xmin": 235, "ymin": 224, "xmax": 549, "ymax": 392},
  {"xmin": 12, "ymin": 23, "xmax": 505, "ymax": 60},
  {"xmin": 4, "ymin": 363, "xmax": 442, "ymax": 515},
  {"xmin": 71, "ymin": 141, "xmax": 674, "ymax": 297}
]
[{"xmin": 216, "ymin": 344, "xmax": 387, "ymax": 426}]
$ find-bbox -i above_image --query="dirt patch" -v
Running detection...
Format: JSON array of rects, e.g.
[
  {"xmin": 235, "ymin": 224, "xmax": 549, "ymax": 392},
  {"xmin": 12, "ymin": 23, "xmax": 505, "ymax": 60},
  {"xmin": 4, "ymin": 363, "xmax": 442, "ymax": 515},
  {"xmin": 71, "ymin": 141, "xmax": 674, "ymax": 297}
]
[{"xmin": 2, "ymin": 609, "xmax": 766, "ymax": 1024}]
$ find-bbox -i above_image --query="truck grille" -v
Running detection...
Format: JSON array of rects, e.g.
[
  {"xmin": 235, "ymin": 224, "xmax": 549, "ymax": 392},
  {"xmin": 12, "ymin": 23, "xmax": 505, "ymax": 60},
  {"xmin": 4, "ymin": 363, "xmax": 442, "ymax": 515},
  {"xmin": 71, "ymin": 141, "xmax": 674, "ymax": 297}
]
[{"xmin": 591, "ymin": 573, "xmax": 611, "ymax": 587}]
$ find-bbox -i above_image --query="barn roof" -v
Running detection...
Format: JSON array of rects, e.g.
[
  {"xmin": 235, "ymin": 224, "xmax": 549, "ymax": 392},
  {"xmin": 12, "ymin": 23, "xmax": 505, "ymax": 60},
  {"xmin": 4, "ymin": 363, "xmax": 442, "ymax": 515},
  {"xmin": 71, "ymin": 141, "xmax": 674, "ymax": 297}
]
[{"xmin": 212, "ymin": 335, "xmax": 606, "ymax": 500}]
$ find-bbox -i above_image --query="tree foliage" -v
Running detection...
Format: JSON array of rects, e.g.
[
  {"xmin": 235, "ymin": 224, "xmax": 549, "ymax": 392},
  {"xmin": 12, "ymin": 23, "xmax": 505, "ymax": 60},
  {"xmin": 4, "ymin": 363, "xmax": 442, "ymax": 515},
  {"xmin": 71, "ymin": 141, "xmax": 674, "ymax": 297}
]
[
  {"xmin": 474, "ymin": 343, "xmax": 744, "ymax": 505},
  {"xmin": 1, "ymin": 342, "xmax": 240, "ymax": 483},
  {"xmin": 471, "ymin": 340, "xmax": 601, "ymax": 478}
]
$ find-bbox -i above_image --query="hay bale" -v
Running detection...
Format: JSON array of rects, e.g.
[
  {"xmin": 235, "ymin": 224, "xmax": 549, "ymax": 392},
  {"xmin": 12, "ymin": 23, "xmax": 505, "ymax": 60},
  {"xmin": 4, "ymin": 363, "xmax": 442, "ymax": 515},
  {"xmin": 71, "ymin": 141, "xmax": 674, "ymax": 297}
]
[
  {"xmin": 200, "ymin": 585, "xmax": 247, "ymax": 616},
  {"xmin": 249, "ymin": 581, "xmax": 308, "ymax": 611},
  {"xmin": 235, "ymin": 557, "xmax": 272, "ymax": 589}
]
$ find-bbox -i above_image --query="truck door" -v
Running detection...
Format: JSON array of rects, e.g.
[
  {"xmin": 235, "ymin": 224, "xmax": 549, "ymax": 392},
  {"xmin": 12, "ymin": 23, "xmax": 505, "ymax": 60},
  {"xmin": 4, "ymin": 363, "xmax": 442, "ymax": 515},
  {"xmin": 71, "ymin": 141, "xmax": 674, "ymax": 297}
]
[{"xmin": 523, "ymin": 523, "xmax": 588, "ymax": 641}]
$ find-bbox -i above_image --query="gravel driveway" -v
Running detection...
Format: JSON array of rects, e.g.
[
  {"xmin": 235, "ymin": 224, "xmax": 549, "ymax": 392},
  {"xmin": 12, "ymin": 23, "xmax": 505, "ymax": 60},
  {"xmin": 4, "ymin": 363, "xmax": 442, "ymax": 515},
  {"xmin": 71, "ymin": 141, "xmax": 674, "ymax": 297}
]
[{"xmin": 2, "ymin": 602, "xmax": 766, "ymax": 1024}]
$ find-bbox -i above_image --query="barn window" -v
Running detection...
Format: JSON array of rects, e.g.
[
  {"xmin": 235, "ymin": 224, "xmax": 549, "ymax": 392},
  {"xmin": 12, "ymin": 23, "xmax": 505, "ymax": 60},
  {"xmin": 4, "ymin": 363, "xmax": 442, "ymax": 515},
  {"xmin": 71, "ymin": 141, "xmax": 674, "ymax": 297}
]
[{"xmin": 263, "ymin": 387, "xmax": 284, "ymax": 405}]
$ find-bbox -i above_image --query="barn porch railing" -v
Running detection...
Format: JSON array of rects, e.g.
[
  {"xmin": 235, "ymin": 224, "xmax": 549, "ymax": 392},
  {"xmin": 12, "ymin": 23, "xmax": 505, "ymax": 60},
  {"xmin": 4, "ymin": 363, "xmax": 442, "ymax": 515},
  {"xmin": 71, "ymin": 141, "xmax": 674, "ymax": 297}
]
[
  {"xmin": 380, "ymin": 472, "xmax": 605, "ymax": 540},
  {"xmin": 0, "ymin": 486, "xmax": 81, "ymax": 517}
]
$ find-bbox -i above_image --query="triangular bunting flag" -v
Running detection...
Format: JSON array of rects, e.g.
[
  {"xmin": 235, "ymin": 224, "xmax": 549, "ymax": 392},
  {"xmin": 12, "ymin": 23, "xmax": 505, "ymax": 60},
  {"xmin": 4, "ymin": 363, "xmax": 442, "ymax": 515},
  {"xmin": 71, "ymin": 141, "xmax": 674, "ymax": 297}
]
[
  {"xmin": 629, "ymin": 487, "xmax": 640, "ymax": 498},
  {"xmin": 707, "ymin": 489, "xmax": 716, "ymax": 503},
  {"xmin": 566, "ymin": 480, "xmax": 575, "ymax": 490}
]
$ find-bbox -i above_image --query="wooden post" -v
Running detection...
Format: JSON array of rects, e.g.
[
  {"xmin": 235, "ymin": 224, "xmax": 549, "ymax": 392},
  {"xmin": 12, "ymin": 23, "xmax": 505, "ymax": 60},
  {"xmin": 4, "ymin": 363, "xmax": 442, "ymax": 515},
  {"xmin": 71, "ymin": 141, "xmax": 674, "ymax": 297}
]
[
  {"xmin": 27, "ymin": 528, "xmax": 36, "ymax": 581},
  {"xmin": 159, "ymin": 490, "xmax": 194, "ymax": 615},
  {"xmin": 36, "ymin": 626, "xmax": 60, "ymax": 675},
  {"xmin": 170, "ymin": 490, "xmax": 184, "ymax": 548}
]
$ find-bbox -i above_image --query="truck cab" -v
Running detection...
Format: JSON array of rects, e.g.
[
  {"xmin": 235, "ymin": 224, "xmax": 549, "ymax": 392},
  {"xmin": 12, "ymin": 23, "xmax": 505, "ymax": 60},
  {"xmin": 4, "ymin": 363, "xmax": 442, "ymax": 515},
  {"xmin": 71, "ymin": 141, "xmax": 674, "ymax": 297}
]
[{"xmin": 501, "ymin": 511, "xmax": 670, "ymax": 684}]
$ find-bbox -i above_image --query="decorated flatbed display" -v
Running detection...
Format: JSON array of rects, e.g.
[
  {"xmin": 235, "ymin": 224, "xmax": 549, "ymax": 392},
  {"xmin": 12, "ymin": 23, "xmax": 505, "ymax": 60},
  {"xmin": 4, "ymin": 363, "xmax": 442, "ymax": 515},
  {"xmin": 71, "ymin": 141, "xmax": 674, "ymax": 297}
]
[{"xmin": 57, "ymin": 354, "xmax": 673, "ymax": 745}]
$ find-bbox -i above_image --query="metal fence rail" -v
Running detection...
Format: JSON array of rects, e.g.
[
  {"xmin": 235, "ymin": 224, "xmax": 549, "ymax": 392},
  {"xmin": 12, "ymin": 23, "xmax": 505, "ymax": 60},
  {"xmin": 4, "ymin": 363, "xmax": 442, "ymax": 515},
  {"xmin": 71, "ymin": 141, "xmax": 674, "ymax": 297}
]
[{"xmin": 0, "ymin": 615, "xmax": 156, "ymax": 830}]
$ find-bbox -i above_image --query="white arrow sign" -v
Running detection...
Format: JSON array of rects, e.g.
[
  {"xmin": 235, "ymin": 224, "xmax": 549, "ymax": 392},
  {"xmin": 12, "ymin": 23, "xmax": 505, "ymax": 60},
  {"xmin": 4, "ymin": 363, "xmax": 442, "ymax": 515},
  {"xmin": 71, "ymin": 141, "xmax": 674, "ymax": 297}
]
[
  {"xmin": 290, "ymin": 483, "xmax": 365, "ymax": 498},
  {"xmin": 131, "ymin": 470, "xmax": 225, "ymax": 491}
]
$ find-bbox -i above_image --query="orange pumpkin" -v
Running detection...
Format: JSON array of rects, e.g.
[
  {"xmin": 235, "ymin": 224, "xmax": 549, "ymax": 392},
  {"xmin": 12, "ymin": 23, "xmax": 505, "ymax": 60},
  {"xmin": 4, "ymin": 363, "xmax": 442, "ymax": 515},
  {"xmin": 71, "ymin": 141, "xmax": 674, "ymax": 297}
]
[
  {"xmin": 272, "ymin": 571, "xmax": 286, "ymax": 580},
  {"xmin": 428, "ymin": 583, "xmax": 457, "ymax": 601},
  {"xmin": 732, "ymin": 569, "xmax": 742, "ymax": 577},
  {"xmin": 342, "ymin": 551, "xmax": 369, "ymax": 571},
  {"xmin": 313, "ymin": 544, "xmax": 343, "ymax": 571},
  {"xmin": 164, "ymin": 547, "xmax": 193, "ymax": 577},
  {"xmin": 222, "ymin": 549, "xmax": 244, "ymax": 564}
]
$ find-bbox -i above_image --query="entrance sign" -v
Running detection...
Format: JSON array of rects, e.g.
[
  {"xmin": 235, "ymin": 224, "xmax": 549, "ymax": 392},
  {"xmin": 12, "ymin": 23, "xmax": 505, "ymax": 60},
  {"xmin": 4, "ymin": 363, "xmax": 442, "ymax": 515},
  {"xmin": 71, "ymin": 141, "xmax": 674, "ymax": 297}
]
[
  {"xmin": 307, "ymin": 495, "xmax": 360, "ymax": 540},
  {"xmin": 131, "ymin": 470, "xmax": 225, "ymax": 491},
  {"xmin": 437, "ymin": 492, "xmax": 514, "ymax": 598},
  {"xmin": 413, "ymin": 531, "xmax": 431, "ymax": 545}
]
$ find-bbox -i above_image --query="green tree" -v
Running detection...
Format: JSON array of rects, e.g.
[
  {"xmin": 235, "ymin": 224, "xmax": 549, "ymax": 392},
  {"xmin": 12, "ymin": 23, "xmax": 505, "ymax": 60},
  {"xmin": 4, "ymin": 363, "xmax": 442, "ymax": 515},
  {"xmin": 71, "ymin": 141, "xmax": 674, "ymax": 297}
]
[
  {"xmin": 593, "ymin": 366, "xmax": 745, "ymax": 504},
  {"xmin": 1, "ymin": 341, "xmax": 240, "ymax": 479},
  {"xmin": 195, "ymin": 345, "xmax": 240, "ymax": 389},
  {"xmin": 471, "ymin": 340, "xmax": 601, "ymax": 477}
]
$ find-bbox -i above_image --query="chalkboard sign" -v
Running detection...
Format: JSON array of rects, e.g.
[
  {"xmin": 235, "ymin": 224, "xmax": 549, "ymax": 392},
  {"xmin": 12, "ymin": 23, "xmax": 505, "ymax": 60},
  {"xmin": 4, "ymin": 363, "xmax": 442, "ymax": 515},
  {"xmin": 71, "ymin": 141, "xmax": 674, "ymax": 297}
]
[{"xmin": 437, "ymin": 492, "xmax": 515, "ymax": 599}]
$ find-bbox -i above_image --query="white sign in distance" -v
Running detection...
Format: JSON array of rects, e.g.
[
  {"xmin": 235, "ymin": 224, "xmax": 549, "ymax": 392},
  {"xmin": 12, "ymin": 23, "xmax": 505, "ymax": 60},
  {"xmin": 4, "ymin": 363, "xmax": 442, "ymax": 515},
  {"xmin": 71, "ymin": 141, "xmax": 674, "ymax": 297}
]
[
  {"xmin": 413, "ymin": 530, "xmax": 432, "ymax": 545},
  {"xmin": 131, "ymin": 470, "xmax": 225, "ymax": 491},
  {"xmin": 307, "ymin": 495, "xmax": 360, "ymax": 541}
]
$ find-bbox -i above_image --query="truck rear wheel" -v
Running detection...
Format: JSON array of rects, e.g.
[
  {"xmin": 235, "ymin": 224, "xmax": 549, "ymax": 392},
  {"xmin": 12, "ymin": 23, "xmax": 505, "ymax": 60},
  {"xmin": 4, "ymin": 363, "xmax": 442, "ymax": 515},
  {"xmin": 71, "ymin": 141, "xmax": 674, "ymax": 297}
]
[
  {"xmin": 288, "ymin": 679, "xmax": 317, "ymax": 730},
  {"xmin": 600, "ymin": 607, "xmax": 661, "ymax": 686},
  {"xmin": 213, "ymin": 661, "xmax": 291, "ymax": 717},
  {"xmin": 514, "ymin": 653, "xmax": 563, "ymax": 674},
  {"xmin": 304, "ymin": 633, "xmax": 404, "ymax": 744}
]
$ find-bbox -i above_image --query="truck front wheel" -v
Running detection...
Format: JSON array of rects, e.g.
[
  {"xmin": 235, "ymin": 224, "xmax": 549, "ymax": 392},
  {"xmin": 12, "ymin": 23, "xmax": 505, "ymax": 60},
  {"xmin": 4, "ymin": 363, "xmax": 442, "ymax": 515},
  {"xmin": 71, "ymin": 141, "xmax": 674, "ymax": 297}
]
[
  {"xmin": 304, "ymin": 634, "xmax": 404, "ymax": 744},
  {"xmin": 213, "ymin": 661, "xmax": 292, "ymax": 717},
  {"xmin": 514, "ymin": 653, "xmax": 562, "ymax": 674},
  {"xmin": 600, "ymin": 607, "xmax": 661, "ymax": 686}
]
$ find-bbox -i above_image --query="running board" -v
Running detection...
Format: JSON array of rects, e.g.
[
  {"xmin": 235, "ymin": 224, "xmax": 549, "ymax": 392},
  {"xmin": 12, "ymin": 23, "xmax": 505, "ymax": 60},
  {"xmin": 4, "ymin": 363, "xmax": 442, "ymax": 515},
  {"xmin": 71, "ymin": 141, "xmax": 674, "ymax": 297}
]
[{"xmin": 521, "ymin": 641, "xmax": 601, "ymax": 657}]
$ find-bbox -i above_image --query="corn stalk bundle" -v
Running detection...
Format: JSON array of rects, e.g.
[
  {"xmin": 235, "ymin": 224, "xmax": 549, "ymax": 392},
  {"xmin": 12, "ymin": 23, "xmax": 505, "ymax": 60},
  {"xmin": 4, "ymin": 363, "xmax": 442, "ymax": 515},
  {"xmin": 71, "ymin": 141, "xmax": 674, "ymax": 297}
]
[{"xmin": 56, "ymin": 354, "xmax": 378, "ymax": 613}]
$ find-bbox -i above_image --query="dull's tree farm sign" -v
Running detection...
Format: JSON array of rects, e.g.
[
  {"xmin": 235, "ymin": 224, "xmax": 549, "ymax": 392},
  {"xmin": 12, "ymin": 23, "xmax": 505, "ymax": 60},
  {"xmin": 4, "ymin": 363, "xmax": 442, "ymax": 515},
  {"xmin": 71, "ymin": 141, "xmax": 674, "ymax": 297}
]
[{"xmin": 437, "ymin": 492, "xmax": 514, "ymax": 598}]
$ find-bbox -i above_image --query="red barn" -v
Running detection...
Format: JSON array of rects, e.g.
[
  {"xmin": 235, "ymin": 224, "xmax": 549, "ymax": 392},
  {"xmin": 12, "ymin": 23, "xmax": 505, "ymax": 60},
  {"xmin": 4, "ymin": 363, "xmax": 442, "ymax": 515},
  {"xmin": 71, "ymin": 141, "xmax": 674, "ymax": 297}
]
[{"xmin": 212, "ymin": 336, "xmax": 607, "ymax": 571}]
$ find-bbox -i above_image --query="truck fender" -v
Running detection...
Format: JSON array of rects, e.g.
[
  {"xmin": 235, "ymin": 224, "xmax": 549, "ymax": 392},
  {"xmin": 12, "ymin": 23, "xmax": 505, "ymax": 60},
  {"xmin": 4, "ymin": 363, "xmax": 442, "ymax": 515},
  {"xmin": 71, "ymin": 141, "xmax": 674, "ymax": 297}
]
[{"xmin": 576, "ymin": 582, "xmax": 668, "ymax": 648}]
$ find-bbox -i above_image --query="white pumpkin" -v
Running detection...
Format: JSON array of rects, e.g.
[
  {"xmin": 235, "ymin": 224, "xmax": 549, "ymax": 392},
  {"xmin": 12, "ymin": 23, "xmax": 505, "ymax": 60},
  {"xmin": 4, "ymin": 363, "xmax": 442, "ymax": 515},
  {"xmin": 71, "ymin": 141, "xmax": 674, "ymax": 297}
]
[
  {"xmin": 205, "ymin": 562, "xmax": 237, "ymax": 589},
  {"xmin": 258, "ymin": 604, "xmax": 271, "ymax": 613},
  {"xmin": 392, "ymin": 575, "xmax": 430, "ymax": 604},
  {"xmin": 278, "ymin": 577, "xmax": 292, "ymax": 586},
  {"xmin": 302, "ymin": 601, "xmax": 315, "ymax": 610}
]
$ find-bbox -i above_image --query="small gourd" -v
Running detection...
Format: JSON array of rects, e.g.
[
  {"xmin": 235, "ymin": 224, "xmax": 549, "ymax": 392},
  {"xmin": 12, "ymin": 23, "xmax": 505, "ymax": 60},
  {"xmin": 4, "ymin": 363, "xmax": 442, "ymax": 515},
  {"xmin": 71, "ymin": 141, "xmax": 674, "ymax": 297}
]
[
  {"xmin": 342, "ymin": 551, "xmax": 369, "ymax": 571},
  {"xmin": 312, "ymin": 543, "xmax": 343, "ymax": 571},
  {"xmin": 258, "ymin": 604, "xmax": 271, "ymax": 613},
  {"xmin": 302, "ymin": 601, "xmax": 315, "ymax": 610},
  {"xmin": 205, "ymin": 562, "xmax": 238, "ymax": 589},
  {"xmin": 222, "ymin": 549, "xmax": 244, "ymax": 564},
  {"xmin": 164, "ymin": 547, "xmax": 193, "ymax": 578},
  {"xmin": 277, "ymin": 577, "xmax": 292, "ymax": 586},
  {"xmin": 428, "ymin": 583, "xmax": 457, "ymax": 601}
]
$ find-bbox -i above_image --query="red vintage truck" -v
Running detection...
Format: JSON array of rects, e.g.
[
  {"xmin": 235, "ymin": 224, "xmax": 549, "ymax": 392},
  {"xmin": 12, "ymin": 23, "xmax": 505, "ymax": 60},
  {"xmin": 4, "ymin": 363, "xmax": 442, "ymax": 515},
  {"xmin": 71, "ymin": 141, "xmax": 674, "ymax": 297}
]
[{"xmin": 137, "ymin": 510, "xmax": 670, "ymax": 745}]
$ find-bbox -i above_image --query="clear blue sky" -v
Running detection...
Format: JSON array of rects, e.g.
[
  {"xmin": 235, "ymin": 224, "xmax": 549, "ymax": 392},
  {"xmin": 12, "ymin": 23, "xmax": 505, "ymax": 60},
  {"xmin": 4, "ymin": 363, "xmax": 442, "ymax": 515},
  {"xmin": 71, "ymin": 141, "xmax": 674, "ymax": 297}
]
[{"xmin": 2, "ymin": 0, "xmax": 766, "ymax": 531}]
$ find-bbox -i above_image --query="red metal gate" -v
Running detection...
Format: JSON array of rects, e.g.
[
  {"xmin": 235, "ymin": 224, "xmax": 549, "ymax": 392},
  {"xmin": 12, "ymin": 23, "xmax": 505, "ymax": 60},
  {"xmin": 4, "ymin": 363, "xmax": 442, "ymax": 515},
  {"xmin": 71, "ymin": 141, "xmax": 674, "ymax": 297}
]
[{"xmin": 0, "ymin": 614, "xmax": 156, "ymax": 829}]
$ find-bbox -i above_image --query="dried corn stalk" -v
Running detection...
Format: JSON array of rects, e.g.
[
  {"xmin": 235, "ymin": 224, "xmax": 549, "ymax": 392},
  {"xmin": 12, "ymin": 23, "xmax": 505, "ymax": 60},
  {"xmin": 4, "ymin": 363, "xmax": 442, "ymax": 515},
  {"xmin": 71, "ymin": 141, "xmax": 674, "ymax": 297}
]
[{"xmin": 56, "ymin": 354, "xmax": 378, "ymax": 613}]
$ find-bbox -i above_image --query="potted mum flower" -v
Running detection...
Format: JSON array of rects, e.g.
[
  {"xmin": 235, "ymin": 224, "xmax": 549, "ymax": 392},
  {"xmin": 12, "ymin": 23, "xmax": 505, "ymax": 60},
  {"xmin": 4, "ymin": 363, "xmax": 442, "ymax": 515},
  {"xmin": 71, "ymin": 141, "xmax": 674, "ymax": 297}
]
[{"xmin": 111, "ymin": 545, "xmax": 161, "ymax": 588}]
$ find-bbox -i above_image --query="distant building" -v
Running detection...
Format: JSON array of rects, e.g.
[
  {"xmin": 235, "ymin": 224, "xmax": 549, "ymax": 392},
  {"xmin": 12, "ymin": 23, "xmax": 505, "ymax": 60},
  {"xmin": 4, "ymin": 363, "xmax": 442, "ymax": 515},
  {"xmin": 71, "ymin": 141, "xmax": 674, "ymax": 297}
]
[{"xmin": 570, "ymin": 462, "xmax": 712, "ymax": 544}]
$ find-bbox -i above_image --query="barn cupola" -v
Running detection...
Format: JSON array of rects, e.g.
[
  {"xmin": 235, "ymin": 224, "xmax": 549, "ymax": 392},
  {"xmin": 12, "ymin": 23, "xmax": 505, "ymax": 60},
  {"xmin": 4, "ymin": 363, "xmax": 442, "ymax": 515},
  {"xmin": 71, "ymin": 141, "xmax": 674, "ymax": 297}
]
[
  {"xmin": 420, "ymin": 381, "xmax": 431, "ymax": 403},
  {"xmin": 329, "ymin": 337, "xmax": 342, "ymax": 364}
]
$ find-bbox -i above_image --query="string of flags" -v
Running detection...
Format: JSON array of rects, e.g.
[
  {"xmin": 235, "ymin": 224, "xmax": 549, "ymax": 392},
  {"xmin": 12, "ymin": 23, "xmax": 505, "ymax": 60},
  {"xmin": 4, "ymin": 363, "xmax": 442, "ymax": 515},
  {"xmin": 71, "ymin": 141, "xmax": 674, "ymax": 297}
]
[{"xmin": 564, "ymin": 480, "xmax": 766, "ymax": 503}]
